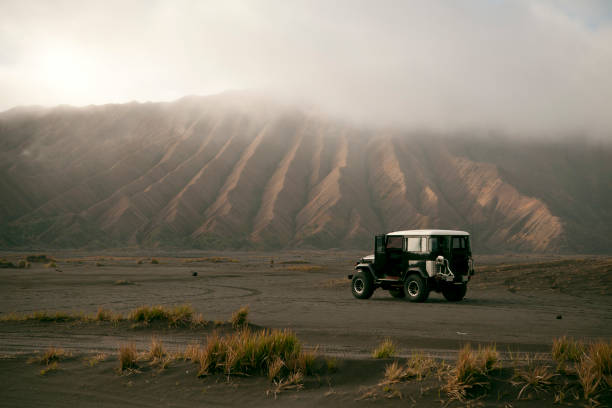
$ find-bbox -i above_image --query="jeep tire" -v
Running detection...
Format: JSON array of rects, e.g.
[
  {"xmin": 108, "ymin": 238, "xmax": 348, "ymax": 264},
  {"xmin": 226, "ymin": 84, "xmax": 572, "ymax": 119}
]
[
  {"xmin": 389, "ymin": 288, "xmax": 406, "ymax": 298},
  {"xmin": 404, "ymin": 274, "xmax": 429, "ymax": 302},
  {"xmin": 442, "ymin": 283, "xmax": 467, "ymax": 302},
  {"xmin": 351, "ymin": 271, "xmax": 374, "ymax": 299}
]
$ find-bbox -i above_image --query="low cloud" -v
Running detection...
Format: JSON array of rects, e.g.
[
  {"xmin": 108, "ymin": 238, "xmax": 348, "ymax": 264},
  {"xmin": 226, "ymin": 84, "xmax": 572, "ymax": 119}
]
[{"xmin": 1, "ymin": 0, "xmax": 611, "ymax": 136}]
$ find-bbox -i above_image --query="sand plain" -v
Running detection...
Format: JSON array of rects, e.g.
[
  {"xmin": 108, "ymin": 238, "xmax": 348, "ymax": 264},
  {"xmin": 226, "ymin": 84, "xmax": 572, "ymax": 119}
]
[{"xmin": 0, "ymin": 251, "xmax": 610, "ymax": 407}]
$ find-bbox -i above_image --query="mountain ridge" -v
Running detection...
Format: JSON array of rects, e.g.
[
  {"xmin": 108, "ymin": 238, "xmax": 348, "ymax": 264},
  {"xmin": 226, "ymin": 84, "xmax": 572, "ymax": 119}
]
[{"xmin": 1, "ymin": 93, "xmax": 610, "ymax": 253}]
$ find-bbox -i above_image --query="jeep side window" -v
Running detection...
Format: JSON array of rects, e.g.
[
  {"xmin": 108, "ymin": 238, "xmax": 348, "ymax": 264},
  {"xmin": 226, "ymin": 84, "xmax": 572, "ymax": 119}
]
[
  {"xmin": 452, "ymin": 237, "xmax": 466, "ymax": 249},
  {"xmin": 386, "ymin": 236, "xmax": 403, "ymax": 249},
  {"xmin": 431, "ymin": 236, "xmax": 448, "ymax": 255},
  {"xmin": 406, "ymin": 237, "xmax": 426, "ymax": 252},
  {"xmin": 430, "ymin": 237, "xmax": 439, "ymax": 252}
]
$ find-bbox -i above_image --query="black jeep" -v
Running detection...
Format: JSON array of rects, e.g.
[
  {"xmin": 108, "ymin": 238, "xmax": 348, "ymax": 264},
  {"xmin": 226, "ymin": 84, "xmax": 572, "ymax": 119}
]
[{"xmin": 348, "ymin": 229, "xmax": 474, "ymax": 302}]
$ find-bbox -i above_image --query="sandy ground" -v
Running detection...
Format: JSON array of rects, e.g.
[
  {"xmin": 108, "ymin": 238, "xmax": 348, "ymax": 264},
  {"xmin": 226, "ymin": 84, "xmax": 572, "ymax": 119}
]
[{"xmin": 0, "ymin": 251, "xmax": 610, "ymax": 407}]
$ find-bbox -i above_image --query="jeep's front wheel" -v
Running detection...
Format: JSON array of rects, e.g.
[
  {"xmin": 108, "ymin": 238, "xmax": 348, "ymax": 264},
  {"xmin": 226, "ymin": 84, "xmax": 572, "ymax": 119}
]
[
  {"xmin": 389, "ymin": 288, "xmax": 405, "ymax": 298},
  {"xmin": 404, "ymin": 274, "xmax": 429, "ymax": 302},
  {"xmin": 442, "ymin": 283, "xmax": 467, "ymax": 302},
  {"xmin": 351, "ymin": 271, "xmax": 374, "ymax": 299}
]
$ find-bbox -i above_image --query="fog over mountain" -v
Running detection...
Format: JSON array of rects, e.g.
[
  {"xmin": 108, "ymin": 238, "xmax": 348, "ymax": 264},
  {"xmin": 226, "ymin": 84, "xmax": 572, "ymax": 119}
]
[
  {"xmin": 1, "ymin": 93, "xmax": 610, "ymax": 253},
  {"xmin": 2, "ymin": 1, "xmax": 612, "ymax": 136}
]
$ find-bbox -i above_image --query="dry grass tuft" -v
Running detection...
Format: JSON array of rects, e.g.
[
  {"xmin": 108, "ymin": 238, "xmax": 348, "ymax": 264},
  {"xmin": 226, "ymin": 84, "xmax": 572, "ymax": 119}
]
[
  {"xmin": 17, "ymin": 260, "xmax": 30, "ymax": 268},
  {"xmin": 577, "ymin": 357, "xmax": 601, "ymax": 401},
  {"xmin": 381, "ymin": 353, "xmax": 438, "ymax": 386},
  {"xmin": 151, "ymin": 258, "xmax": 159, "ymax": 264},
  {"xmin": 45, "ymin": 261, "xmax": 57, "ymax": 268},
  {"xmin": 1, "ymin": 305, "xmax": 209, "ymax": 327},
  {"xmin": 575, "ymin": 341, "xmax": 612, "ymax": 401},
  {"xmin": 148, "ymin": 337, "xmax": 166, "ymax": 361},
  {"xmin": 39, "ymin": 362, "xmax": 59, "ymax": 375},
  {"xmin": 552, "ymin": 336, "xmax": 585, "ymax": 367},
  {"xmin": 0, "ymin": 258, "xmax": 16, "ymax": 268},
  {"xmin": 95, "ymin": 308, "xmax": 123, "ymax": 322},
  {"xmin": 231, "ymin": 306, "xmax": 249, "ymax": 329},
  {"xmin": 1, "ymin": 310, "xmax": 82, "ymax": 322},
  {"xmin": 181, "ymin": 343, "xmax": 202, "ymax": 362},
  {"xmin": 85, "ymin": 353, "xmax": 107, "ymax": 367},
  {"xmin": 118, "ymin": 343, "xmax": 138, "ymax": 371},
  {"xmin": 268, "ymin": 357, "xmax": 285, "ymax": 380},
  {"xmin": 589, "ymin": 341, "xmax": 612, "ymax": 377},
  {"xmin": 382, "ymin": 361, "xmax": 410, "ymax": 384},
  {"xmin": 372, "ymin": 338, "xmax": 396, "ymax": 359},
  {"xmin": 326, "ymin": 357, "xmax": 338, "ymax": 373},
  {"xmin": 268, "ymin": 371, "xmax": 304, "ymax": 398},
  {"xmin": 26, "ymin": 254, "xmax": 54, "ymax": 263},
  {"xmin": 512, "ymin": 358, "xmax": 555, "ymax": 399},
  {"xmin": 129, "ymin": 304, "xmax": 204, "ymax": 327},
  {"xmin": 443, "ymin": 344, "xmax": 500, "ymax": 402},
  {"xmin": 29, "ymin": 347, "xmax": 72, "ymax": 365},
  {"xmin": 191, "ymin": 329, "xmax": 308, "ymax": 379}
]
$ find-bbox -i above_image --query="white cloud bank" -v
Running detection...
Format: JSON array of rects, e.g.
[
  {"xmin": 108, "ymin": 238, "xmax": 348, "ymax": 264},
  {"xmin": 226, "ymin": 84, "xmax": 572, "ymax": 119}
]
[{"xmin": 1, "ymin": 0, "xmax": 611, "ymax": 136}]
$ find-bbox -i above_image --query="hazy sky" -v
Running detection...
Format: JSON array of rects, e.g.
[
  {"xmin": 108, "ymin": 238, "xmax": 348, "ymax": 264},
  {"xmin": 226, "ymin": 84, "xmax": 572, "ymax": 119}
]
[{"xmin": 1, "ymin": 0, "xmax": 612, "ymax": 136}]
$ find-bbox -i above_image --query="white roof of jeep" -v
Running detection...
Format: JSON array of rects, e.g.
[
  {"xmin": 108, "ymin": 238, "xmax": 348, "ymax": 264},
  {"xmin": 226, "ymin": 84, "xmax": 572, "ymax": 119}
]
[{"xmin": 387, "ymin": 229, "xmax": 469, "ymax": 236}]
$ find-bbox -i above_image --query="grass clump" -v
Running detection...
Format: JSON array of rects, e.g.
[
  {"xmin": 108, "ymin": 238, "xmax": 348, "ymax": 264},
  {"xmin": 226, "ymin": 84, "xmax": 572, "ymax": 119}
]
[
  {"xmin": 129, "ymin": 304, "xmax": 203, "ymax": 327},
  {"xmin": 151, "ymin": 258, "xmax": 159, "ymax": 264},
  {"xmin": 17, "ymin": 260, "xmax": 30, "ymax": 268},
  {"xmin": 0, "ymin": 311, "xmax": 82, "ymax": 322},
  {"xmin": 552, "ymin": 336, "xmax": 585, "ymax": 368},
  {"xmin": 268, "ymin": 357, "xmax": 285, "ymax": 380},
  {"xmin": 379, "ymin": 353, "xmax": 439, "ymax": 394},
  {"xmin": 95, "ymin": 308, "xmax": 123, "ymax": 322},
  {"xmin": 382, "ymin": 360, "xmax": 410, "ymax": 384},
  {"xmin": 372, "ymin": 338, "xmax": 396, "ymax": 359},
  {"xmin": 576, "ymin": 341, "xmax": 612, "ymax": 401},
  {"xmin": 231, "ymin": 306, "xmax": 249, "ymax": 329},
  {"xmin": 118, "ymin": 343, "xmax": 138, "ymax": 371},
  {"xmin": 29, "ymin": 347, "xmax": 72, "ymax": 365},
  {"xmin": 40, "ymin": 362, "xmax": 59, "ymax": 375},
  {"xmin": 45, "ymin": 261, "xmax": 57, "ymax": 268},
  {"xmin": 32, "ymin": 311, "xmax": 79, "ymax": 322},
  {"xmin": 0, "ymin": 259, "xmax": 16, "ymax": 268},
  {"xmin": 26, "ymin": 254, "xmax": 54, "ymax": 263},
  {"xmin": 148, "ymin": 337, "xmax": 166, "ymax": 360},
  {"xmin": 512, "ymin": 357, "xmax": 555, "ymax": 399},
  {"xmin": 269, "ymin": 371, "xmax": 304, "ymax": 397},
  {"xmin": 193, "ymin": 329, "xmax": 311, "ymax": 379},
  {"xmin": 85, "ymin": 353, "xmax": 107, "ymax": 367},
  {"xmin": 181, "ymin": 343, "xmax": 202, "ymax": 362},
  {"xmin": 443, "ymin": 344, "xmax": 500, "ymax": 402}
]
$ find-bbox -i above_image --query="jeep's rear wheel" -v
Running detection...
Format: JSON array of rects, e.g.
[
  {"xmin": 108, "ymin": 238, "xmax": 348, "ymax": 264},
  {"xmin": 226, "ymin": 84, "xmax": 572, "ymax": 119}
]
[
  {"xmin": 404, "ymin": 274, "xmax": 429, "ymax": 302},
  {"xmin": 389, "ymin": 288, "xmax": 405, "ymax": 298},
  {"xmin": 442, "ymin": 283, "xmax": 467, "ymax": 301},
  {"xmin": 351, "ymin": 271, "xmax": 374, "ymax": 299}
]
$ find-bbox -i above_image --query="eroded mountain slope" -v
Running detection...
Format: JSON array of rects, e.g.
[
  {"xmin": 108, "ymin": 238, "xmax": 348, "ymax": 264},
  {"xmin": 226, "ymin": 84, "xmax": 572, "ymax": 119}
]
[{"xmin": 1, "ymin": 94, "xmax": 610, "ymax": 252}]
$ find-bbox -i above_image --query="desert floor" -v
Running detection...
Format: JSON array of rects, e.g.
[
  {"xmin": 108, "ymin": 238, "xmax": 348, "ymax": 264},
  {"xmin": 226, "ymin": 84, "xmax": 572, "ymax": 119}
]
[{"xmin": 0, "ymin": 251, "xmax": 610, "ymax": 407}]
